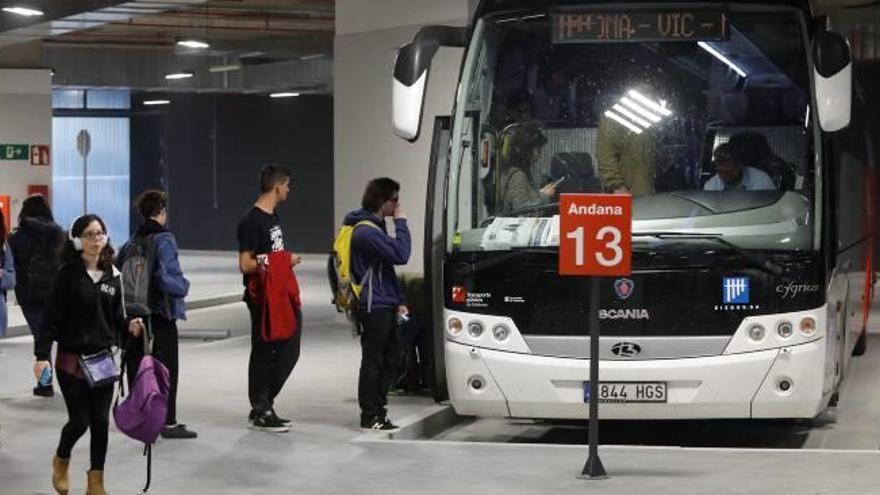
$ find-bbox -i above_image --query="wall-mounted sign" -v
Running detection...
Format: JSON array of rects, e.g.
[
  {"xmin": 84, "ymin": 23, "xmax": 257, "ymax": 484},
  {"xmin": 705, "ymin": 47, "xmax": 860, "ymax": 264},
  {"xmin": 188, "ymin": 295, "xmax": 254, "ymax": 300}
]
[
  {"xmin": 30, "ymin": 145, "xmax": 50, "ymax": 166},
  {"xmin": 0, "ymin": 144, "xmax": 29, "ymax": 161},
  {"xmin": 28, "ymin": 184, "xmax": 49, "ymax": 200},
  {"xmin": 0, "ymin": 195, "xmax": 10, "ymax": 232}
]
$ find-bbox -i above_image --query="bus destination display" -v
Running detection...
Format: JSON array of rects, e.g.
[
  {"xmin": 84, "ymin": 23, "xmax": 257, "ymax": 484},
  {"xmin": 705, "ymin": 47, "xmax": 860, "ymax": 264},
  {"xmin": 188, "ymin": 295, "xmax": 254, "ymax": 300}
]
[{"xmin": 552, "ymin": 10, "xmax": 728, "ymax": 43}]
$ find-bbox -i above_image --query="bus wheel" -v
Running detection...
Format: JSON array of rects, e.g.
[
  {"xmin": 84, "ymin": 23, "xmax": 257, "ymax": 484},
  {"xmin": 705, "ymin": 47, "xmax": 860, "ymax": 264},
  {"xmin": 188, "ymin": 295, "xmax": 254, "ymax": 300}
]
[{"xmin": 853, "ymin": 329, "xmax": 867, "ymax": 356}]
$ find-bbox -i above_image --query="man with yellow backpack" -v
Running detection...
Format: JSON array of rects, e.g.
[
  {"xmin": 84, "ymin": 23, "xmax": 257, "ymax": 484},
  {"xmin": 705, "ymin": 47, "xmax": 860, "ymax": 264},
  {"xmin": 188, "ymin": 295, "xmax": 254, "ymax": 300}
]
[{"xmin": 332, "ymin": 178, "xmax": 411, "ymax": 430}]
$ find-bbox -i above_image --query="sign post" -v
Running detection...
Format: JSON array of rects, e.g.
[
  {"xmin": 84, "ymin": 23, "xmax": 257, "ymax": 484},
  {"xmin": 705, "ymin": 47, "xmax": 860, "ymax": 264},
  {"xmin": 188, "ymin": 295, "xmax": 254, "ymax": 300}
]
[
  {"xmin": 559, "ymin": 193, "xmax": 632, "ymax": 480},
  {"xmin": 76, "ymin": 130, "xmax": 91, "ymax": 215}
]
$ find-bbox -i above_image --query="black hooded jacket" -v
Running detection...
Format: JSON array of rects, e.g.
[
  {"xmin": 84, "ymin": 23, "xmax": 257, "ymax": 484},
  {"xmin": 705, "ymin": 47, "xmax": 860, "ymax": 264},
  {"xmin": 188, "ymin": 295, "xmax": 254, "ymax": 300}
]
[
  {"xmin": 8, "ymin": 217, "xmax": 65, "ymax": 305},
  {"xmin": 34, "ymin": 262, "xmax": 130, "ymax": 361}
]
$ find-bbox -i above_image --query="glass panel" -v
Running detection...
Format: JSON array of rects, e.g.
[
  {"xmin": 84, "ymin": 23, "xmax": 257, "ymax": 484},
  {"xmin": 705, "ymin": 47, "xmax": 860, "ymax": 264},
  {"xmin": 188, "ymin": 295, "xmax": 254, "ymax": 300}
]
[
  {"xmin": 52, "ymin": 117, "xmax": 130, "ymax": 239},
  {"xmin": 52, "ymin": 90, "xmax": 85, "ymax": 109},
  {"xmin": 449, "ymin": 7, "xmax": 814, "ymax": 254},
  {"xmin": 86, "ymin": 89, "xmax": 131, "ymax": 110}
]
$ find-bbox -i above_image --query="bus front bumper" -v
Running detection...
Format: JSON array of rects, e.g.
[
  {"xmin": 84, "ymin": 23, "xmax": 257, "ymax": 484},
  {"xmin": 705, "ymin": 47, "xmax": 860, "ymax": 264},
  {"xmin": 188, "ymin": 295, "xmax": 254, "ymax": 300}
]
[{"xmin": 446, "ymin": 337, "xmax": 827, "ymax": 420}]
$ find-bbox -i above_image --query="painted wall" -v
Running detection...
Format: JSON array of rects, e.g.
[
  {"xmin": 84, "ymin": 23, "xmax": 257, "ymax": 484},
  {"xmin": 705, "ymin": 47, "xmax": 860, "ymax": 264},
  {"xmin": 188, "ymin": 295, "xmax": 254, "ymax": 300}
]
[{"xmin": 0, "ymin": 69, "xmax": 52, "ymax": 229}]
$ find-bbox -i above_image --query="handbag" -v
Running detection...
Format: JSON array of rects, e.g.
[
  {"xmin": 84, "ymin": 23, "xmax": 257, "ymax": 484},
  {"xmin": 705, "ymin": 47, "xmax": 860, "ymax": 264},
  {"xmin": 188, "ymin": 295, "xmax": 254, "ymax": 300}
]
[{"xmin": 78, "ymin": 350, "xmax": 120, "ymax": 388}]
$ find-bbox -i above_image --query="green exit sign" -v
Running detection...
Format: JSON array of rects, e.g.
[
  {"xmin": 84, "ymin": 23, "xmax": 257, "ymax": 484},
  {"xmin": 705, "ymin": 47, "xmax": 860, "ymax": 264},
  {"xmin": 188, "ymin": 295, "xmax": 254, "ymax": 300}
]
[{"xmin": 0, "ymin": 144, "xmax": 29, "ymax": 160}]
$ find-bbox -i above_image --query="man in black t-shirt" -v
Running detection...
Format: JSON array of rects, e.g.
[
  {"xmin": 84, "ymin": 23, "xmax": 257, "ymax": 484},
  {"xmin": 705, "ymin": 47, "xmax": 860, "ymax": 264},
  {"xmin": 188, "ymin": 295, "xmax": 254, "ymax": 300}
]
[{"xmin": 236, "ymin": 163, "xmax": 303, "ymax": 433}]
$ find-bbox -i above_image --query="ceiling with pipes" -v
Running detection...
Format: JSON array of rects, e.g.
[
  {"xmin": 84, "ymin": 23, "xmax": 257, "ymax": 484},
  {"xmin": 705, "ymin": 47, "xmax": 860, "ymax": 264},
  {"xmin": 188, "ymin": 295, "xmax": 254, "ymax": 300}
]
[{"xmin": 0, "ymin": 0, "xmax": 334, "ymax": 95}]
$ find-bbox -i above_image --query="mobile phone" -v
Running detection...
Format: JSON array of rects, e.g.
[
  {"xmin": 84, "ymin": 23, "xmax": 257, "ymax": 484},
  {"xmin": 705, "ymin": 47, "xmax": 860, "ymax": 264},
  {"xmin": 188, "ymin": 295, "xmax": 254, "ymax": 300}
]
[{"xmin": 39, "ymin": 366, "xmax": 53, "ymax": 386}]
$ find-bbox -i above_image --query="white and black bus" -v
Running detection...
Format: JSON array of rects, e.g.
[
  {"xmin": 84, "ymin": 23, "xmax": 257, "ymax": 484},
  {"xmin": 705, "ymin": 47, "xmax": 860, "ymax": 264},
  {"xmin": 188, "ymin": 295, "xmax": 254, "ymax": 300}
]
[{"xmin": 393, "ymin": 0, "xmax": 876, "ymax": 419}]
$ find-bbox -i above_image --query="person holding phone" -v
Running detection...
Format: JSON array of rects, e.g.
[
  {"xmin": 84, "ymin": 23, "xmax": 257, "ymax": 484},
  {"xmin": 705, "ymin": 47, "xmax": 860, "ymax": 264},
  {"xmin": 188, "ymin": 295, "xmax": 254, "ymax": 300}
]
[
  {"xmin": 33, "ymin": 214, "xmax": 143, "ymax": 495},
  {"xmin": 497, "ymin": 121, "xmax": 557, "ymax": 215},
  {"xmin": 344, "ymin": 178, "xmax": 411, "ymax": 431}
]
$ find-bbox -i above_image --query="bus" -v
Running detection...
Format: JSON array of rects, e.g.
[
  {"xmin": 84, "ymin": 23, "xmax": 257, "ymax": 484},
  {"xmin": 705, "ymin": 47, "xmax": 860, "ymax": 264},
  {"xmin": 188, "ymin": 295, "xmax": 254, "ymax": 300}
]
[{"xmin": 392, "ymin": 0, "xmax": 877, "ymax": 420}]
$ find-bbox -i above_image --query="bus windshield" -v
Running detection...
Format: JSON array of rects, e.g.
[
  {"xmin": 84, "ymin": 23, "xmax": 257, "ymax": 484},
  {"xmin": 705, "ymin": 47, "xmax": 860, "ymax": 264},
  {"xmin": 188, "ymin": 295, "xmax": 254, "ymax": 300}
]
[{"xmin": 448, "ymin": 6, "xmax": 817, "ymax": 254}]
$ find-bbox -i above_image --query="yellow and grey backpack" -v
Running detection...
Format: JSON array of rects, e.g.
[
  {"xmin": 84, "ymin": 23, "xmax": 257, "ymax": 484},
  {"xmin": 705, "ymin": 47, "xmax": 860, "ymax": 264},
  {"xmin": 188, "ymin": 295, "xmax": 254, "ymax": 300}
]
[{"xmin": 328, "ymin": 220, "xmax": 382, "ymax": 321}]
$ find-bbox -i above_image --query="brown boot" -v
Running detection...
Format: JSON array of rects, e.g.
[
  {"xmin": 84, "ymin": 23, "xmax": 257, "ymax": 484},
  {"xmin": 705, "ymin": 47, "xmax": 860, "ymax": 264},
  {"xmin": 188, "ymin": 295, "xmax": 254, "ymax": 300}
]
[
  {"xmin": 52, "ymin": 456, "xmax": 70, "ymax": 494},
  {"xmin": 86, "ymin": 470, "xmax": 107, "ymax": 495}
]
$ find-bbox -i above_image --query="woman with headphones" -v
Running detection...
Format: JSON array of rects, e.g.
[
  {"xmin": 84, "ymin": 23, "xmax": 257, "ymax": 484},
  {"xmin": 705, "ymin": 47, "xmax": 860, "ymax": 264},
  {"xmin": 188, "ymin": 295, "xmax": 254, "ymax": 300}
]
[
  {"xmin": 33, "ymin": 214, "xmax": 144, "ymax": 495},
  {"xmin": 497, "ymin": 121, "xmax": 557, "ymax": 215}
]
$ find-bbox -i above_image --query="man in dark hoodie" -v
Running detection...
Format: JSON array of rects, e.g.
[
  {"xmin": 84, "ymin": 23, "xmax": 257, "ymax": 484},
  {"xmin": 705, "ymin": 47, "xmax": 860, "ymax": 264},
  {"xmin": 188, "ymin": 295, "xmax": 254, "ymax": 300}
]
[
  {"xmin": 8, "ymin": 194, "xmax": 65, "ymax": 397},
  {"xmin": 119, "ymin": 189, "xmax": 196, "ymax": 439},
  {"xmin": 346, "ymin": 177, "xmax": 411, "ymax": 430}
]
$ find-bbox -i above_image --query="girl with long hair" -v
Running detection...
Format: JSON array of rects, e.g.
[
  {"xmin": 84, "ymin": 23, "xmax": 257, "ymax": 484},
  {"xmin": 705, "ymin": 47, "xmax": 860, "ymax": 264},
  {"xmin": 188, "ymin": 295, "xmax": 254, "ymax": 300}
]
[{"xmin": 33, "ymin": 214, "xmax": 143, "ymax": 495}]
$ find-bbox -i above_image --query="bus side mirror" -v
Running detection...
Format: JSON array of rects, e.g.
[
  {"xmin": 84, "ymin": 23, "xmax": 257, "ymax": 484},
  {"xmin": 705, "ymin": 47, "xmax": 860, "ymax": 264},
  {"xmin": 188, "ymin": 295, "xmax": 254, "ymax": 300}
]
[
  {"xmin": 392, "ymin": 25, "xmax": 467, "ymax": 142},
  {"xmin": 812, "ymin": 28, "xmax": 852, "ymax": 132}
]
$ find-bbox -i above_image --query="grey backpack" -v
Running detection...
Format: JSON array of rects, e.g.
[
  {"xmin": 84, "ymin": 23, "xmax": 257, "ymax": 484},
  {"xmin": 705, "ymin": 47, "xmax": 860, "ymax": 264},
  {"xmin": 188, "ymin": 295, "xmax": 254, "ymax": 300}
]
[{"xmin": 118, "ymin": 235, "xmax": 156, "ymax": 318}]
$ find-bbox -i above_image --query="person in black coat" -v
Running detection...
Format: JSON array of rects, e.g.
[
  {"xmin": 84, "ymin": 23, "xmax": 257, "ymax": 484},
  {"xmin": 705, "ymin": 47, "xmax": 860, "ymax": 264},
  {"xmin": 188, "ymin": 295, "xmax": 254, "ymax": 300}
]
[{"xmin": 9, "ymin": 194, "xmax": 65, "ymax": 396}]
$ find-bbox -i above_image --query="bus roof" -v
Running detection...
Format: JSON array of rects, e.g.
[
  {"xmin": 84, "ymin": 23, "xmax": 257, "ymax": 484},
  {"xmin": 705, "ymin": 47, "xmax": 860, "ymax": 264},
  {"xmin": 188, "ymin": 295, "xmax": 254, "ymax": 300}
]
[{"xmin": 472, "ymin": 0, "xmax": 815, "ymax": 21}]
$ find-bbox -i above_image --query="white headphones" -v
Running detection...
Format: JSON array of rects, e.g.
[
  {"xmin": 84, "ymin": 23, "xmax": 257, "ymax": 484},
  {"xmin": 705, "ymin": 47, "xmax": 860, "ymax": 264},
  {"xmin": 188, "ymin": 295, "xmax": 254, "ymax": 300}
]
[
  {"xmin": 69, "ymin": 216, "xmax": 84, "ymax": 251},
  {"xmin": 68, "ymin": 215, "xmax": 109, "ymax": 252}
]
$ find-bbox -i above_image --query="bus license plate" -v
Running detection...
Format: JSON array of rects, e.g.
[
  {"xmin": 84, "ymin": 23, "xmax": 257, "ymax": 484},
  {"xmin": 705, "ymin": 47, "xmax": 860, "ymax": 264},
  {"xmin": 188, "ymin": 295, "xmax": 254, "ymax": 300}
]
[{"xmin": 583, "ymin": 382, "xmax": 667, "ymax": 403}]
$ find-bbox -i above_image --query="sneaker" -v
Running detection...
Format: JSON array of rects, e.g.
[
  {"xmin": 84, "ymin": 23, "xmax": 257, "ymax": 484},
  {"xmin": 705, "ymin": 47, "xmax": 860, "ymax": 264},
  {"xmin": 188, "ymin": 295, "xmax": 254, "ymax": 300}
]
[
  {"xmin": 33, "ymin": 385, "xmax": 54, "ymax": 397},
  {"xmin": 360, "ymin": 417, "xmax": 399, "ymax": 431},
  {"xmin": 250, "ymin": 412, "xmax": 290, "ymax": 433},
  {"xmin": 161, "ymin": 424, "xmax": 198, "ymax": 439},
  {"xmin": 271, "ymin": 410, "xmax": 292, "ymax": 425},
  {"xmin": 248, "ymin": 409, "xmax": 256, "ymax": 425}
]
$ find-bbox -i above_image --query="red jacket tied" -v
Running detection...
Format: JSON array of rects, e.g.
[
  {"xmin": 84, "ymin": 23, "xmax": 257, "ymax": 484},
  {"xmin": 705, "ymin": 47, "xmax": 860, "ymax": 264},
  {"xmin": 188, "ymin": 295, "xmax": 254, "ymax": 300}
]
[{"xmin": 246, "ymin": 250, "xmax": 301, "ymax": 342}]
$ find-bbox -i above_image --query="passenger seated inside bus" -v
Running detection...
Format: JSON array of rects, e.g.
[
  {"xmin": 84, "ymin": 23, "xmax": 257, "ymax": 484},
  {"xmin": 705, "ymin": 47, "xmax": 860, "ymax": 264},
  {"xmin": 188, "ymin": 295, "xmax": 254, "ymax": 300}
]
[
  {"xmin": 703, "ymin": 142, "xmax": 777, "ymax": 192},
  {"xmin": 727, "ymin": 132, "xmax": 797, "ymax": 190},
  {"xmin": 496, "ymin": 121, "xmax": 557, "ymax": 214}
]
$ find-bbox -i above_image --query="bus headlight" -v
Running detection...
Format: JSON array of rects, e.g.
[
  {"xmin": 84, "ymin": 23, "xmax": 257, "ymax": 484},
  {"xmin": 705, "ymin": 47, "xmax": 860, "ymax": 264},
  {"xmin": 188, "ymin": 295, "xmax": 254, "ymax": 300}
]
[
  {"xmin": 492, "ymin": 324, "xmax": 510, "ymax": 342},
  {"xmin": 776, "ymin": 321, "xmax": 794, "ymax": 339},
  {"xmin": 467, "ymin": 321, "xmax": 484, "ymax": 339},
  {"xmin": 748, "ymin": 324, "xmax": 766, "ymax": 342},
  {"xmin": 448, "ymin": 317, "xmax": 463, "ymax": 337},
  {"xmin": 799, "ymin": 316, "xmax": 817, "ymax": 336}
]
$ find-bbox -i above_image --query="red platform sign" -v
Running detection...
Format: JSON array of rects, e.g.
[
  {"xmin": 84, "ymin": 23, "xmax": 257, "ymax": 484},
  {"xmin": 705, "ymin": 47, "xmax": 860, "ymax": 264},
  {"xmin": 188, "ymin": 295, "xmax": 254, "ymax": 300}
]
[
  {"xmin": 0, "ymin": 195, "xmax": 10, "ymax": 233},
  {"xmin": 559, "ymin": 194, "xmax": 632, "ymax": 277}
]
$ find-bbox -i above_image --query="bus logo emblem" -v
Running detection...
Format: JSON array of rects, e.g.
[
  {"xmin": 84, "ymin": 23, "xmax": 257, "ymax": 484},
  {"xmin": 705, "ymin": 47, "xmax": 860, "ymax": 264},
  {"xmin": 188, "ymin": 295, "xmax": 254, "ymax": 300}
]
[
  {"xmin": 723, "ymin": 277, "xmax": 750, "ymax": 304},
  {"xmin": 611, "ymin": 342, "xmax": 642, "ymax": 358},
  {"xmin": 614, "ymin": 278, "xmax": 635, "ymax": 300},
  {"xmin": 452, "ymin": 286, "xmax": 466, "ymax": 304}
]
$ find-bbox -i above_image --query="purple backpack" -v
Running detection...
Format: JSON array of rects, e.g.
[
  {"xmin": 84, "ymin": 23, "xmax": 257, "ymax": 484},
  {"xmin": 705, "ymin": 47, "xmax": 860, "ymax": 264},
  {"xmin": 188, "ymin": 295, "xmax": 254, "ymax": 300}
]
[
  {"xmin": 114, "ymin": 355, "xmax": 170, "ymax": 444},
  {"xmin": 114, "ymin": 331, "xmax": 170, "ymax": 493}
]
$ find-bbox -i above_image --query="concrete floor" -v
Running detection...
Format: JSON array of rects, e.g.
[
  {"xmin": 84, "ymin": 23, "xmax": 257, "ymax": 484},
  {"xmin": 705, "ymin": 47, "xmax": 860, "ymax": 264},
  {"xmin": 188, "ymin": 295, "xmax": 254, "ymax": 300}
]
[{"xmin": 1, "ymin": 255, "xmax": 879, "ymax": 494}]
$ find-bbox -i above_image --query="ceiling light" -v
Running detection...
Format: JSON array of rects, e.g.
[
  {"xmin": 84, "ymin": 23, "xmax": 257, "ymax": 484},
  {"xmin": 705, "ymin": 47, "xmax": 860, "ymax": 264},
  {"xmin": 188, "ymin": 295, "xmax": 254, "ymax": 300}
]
[
  {"xmin": 143, "ymin": 99, "xmax": 170, "ymax": 106},
  {"xmin": 612, "ymin": 104, "xmax": 651, "ymax": 129},
  {"xmin": 270, "ymin": 92, "xmax": 300, "ymax": 98},
  {"xmin": 620, "ymin": 96, "xmax": 662, "ymax": 122},
  {"xmin": 698, "ymin": 41, "xmax": 748, "ymax": 78},
  {"xmin": 165, "ymin": 72, "xmax": 194, "ymax": 80},
  {"xmin": 628, "ymin": 90, "xmax": 673, "ymax": 117},
  {"xmin": 2, "ymin": 6, "xmax": 44, "ymax": 16},
  {"xmin": 604, "ymin": 110, "xmax": 643, "ymax": 134},
  {"xmin": 177, "ymin": 39, "xmax": 210, "ymax": 49},
  {"xmin": 209, "ymin": 64, "xmax": 241, "ymax": 73}
]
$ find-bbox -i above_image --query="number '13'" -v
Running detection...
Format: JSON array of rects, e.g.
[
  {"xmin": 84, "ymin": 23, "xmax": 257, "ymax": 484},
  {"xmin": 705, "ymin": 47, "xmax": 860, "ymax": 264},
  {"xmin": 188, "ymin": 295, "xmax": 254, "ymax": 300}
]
[{"xmin": 566, "ymin": 226, "xmax": 623, "ymax": 267}]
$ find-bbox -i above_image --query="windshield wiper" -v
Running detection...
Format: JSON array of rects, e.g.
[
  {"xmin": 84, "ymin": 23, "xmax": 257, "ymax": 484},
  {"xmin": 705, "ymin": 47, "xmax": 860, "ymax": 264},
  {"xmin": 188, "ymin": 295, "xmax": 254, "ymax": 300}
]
[
  {"xmin": 455, "ymin": 247, "xmax": 557, "ymax": 278},
  {"xmin": 634, "ymin": 231, "xmax": 784, "ymax": 276}
]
